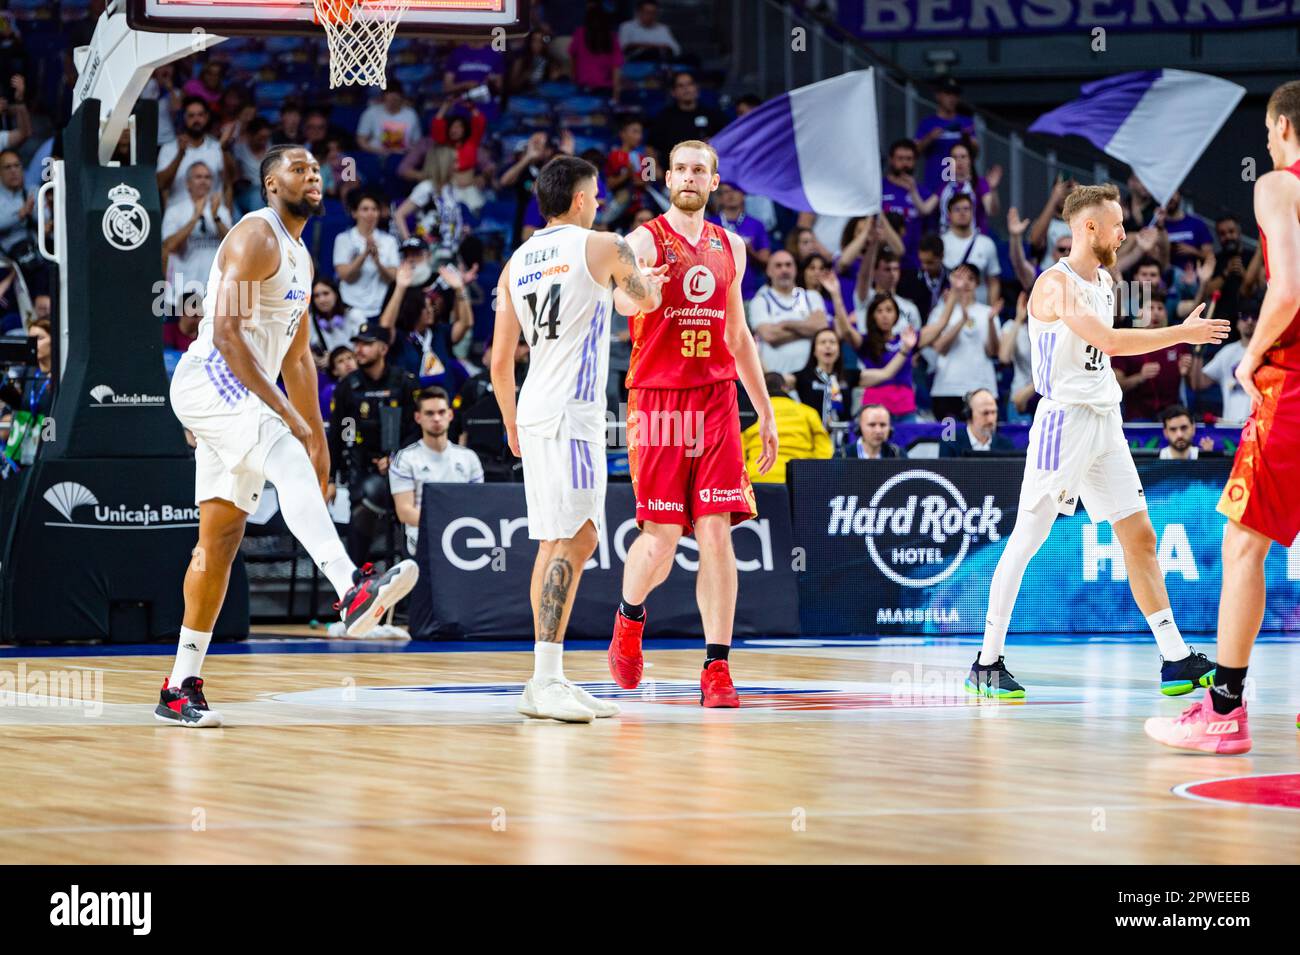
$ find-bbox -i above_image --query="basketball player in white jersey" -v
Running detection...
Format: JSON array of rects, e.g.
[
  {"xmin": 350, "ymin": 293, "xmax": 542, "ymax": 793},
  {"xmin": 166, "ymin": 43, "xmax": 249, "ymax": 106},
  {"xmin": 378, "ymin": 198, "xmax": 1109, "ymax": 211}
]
[
  {"xmin": 161, "ymin": 146, "xmax": 419, "ymax": 727},
  {"xmin": 491, "ymin": 155, "xmax": 667, "ymax": 722},
  {"xmin": 970, "ymin": 183, "xmax": 1229, "ymax": 699}
]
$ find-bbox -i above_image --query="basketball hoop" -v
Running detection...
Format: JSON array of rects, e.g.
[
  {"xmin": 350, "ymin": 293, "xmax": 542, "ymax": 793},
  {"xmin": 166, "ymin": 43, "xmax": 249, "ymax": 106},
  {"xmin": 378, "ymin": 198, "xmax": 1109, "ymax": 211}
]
[{"xmin": 313, "ymin": 0, "xmax": 411, "ymax": 89}]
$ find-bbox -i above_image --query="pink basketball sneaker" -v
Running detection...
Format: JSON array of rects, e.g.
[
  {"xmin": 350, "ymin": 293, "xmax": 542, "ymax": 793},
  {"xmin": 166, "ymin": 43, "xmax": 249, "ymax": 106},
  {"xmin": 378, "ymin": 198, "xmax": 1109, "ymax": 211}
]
[{"xmin": 1144, "ymin": 691, "xmax": 1252, "ymax": 755}]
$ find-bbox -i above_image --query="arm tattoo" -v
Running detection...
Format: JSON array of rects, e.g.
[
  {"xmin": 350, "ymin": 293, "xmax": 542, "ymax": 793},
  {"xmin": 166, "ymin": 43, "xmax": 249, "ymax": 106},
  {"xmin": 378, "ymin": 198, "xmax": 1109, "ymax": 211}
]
[
  {"xmin": 614, "ymin": 236, "xmax": 649, "ymax": 299},
  {"xmin": 537, "ymin": 557, "xmax": 574, "ymax": 642}
]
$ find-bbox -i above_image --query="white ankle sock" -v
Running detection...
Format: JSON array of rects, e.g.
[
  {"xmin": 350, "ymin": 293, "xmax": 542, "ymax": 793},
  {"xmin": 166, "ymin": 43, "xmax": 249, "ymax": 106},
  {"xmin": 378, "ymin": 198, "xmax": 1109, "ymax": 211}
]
[
  {"xmin": 533, "ymin": 642, "xmax": 564, "ymax": 681},
  {"xmin": 1147, "ymin": 609, "xmax": 1189, "ymax": 661},
  {"xmin": 170, "ymin": 626, "xmax": 212, "ymax": 687},
  {"xmin": 979, "ymin": 614, "xmax": 1011, "ymax": 666},
  {"xmin": 322, "ymin": 555, "xmax": 358, "ymax": 599}
]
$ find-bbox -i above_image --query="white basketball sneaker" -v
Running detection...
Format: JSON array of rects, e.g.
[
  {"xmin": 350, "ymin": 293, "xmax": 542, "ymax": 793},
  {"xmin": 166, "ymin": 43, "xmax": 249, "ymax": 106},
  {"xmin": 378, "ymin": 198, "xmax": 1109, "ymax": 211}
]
[
  {"xmin": 564, "ymin": 680, "xmax": 621, "ymax": 718},
  {"xmin": 517, "ymin": 678, "xmax": 596, "ymax": 723}
]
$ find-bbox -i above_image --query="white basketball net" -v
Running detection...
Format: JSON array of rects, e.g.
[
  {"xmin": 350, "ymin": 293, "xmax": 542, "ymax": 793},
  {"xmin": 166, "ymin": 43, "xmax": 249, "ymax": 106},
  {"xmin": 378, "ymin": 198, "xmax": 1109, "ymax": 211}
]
[{"xmin": 313, "ymin": 0, "xmax": 412, "ymax": 89}]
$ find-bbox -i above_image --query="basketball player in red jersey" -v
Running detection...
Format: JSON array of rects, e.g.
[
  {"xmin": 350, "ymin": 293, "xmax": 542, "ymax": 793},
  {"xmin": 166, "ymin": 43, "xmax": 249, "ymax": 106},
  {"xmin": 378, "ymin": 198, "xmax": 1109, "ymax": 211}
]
[
  {"xmin": 607, "ymin": 140, "xmax": 779, "ymax": 707},
  {"xmin": 1146, "ymin": 80, "xmax": 1300, "ymax": 754}
]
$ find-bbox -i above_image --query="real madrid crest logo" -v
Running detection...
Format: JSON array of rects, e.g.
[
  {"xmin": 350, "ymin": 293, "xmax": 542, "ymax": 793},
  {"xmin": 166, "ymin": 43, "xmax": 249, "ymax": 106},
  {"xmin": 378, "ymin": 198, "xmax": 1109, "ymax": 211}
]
[{"xmin": 102, "ymin": 183, "xmax": 150, "ymax": 251}]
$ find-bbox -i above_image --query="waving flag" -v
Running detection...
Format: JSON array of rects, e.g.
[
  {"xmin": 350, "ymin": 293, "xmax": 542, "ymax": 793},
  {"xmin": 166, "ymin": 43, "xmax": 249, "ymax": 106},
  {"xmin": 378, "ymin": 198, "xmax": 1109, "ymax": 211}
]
[
  {"xmin": 710, "ymin": 69, "xmax": 881, "ymax": 216},
  {"xmin": 1029, "ymin": 69, "xmax": 1244, "ymax": 205}
]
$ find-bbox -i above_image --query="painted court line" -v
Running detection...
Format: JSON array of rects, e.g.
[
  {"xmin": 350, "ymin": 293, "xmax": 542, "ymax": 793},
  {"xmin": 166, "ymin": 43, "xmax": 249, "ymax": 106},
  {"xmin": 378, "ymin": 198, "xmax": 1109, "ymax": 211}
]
[{"xmin": 0, "ymin": 801, "xmax": 1217, "ymax": 839}]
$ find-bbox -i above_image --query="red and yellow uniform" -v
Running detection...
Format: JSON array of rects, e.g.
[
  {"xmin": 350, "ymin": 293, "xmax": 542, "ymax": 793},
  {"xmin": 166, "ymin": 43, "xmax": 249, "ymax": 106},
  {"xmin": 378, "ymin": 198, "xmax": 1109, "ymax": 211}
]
[
  {"xmin": 626, "ymin": 215, "xmax": 756, "ymax": 530},
  {"xmin": 1217, "ymin": 157, "xmax": 1300, "ymax": 545}
]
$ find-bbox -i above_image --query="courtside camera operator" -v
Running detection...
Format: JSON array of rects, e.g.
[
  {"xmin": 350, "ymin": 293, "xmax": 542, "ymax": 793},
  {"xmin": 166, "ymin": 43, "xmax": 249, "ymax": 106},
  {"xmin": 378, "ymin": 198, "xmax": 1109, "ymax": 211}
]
[{"xmin": 1, "ymin": 317, "xmax": 50, "ymax": 474}]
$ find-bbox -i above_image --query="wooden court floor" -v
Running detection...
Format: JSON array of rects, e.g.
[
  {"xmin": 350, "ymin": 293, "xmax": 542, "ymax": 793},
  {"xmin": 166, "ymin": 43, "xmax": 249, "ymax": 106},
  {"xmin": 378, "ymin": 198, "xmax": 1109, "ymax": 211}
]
[{"xmin": 0, "ymin": 636, "xmax": 1297, "ymax": 864}]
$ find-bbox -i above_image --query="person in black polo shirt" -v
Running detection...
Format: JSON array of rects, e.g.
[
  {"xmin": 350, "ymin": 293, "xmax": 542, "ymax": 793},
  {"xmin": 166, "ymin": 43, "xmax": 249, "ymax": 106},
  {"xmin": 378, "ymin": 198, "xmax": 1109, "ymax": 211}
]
[
  {"xmin": 897, "ymin": 232, "xmax": 950, "ymax": 318},
  {"xmin": 328, "ymin": 322, "xmax": 421, "ymax": 564},
  {"xmin": 647, "ymin": 72, "xmax": 726, "ymax": 168}
]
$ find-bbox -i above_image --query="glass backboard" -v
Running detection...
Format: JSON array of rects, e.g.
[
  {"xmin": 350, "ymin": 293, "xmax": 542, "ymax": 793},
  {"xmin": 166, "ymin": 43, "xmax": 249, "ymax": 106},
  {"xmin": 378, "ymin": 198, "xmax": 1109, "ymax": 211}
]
[{"xmin": 126, "ymin": 0, "xmax": 527, "ymax": 37}]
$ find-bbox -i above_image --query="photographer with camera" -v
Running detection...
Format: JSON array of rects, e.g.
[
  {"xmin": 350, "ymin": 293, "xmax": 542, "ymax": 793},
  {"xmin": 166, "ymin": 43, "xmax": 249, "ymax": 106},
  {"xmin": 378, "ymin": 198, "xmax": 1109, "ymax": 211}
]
[{"xmin": 1, "ymin": 316, "xmax": 50, "ymax": 470}]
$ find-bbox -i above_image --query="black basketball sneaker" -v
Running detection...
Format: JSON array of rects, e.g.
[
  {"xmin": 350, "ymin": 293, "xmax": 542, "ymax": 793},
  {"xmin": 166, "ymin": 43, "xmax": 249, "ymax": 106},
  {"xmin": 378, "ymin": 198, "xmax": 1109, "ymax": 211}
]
[
  {"xmin": 337, "ymin": 560, "xmax": 420, "ymax": 636},
  {"xmin": 1160, "ymin": 648, "xmax": 1217, "ymax": 697},
  {"xmin": 965, "ymin": 655, "xmax": 1027, "ymax": 700},
  {"xmin": 155, "ymin": 676, "xmax": 222, "ymax": 728}
]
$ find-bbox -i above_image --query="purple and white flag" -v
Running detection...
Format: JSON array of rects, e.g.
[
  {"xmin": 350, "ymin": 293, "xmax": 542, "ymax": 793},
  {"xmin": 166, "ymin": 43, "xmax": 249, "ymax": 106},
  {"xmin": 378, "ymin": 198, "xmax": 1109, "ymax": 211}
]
[
  {"xmin": 711, "ymin": 69, "xmax": 881, "ymax": 216},
  {"xmin": 1030, "ymin": 69, "xmax": 1244, "ymax": 205}
]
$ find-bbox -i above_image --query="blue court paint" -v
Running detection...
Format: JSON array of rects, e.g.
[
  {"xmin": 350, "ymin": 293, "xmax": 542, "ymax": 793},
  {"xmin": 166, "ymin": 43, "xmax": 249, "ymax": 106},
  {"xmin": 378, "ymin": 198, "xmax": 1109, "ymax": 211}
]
[{"xmin": 0, "ymin": 633, "xmax": 1296, "ymax": 658}]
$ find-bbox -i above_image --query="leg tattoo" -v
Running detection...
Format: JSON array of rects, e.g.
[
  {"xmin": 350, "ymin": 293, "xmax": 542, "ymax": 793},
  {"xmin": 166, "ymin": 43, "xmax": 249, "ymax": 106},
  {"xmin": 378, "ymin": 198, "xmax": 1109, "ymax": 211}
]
[{"xmin": 537, "ymin": 557, "xmax": 574, "ymax": 642}]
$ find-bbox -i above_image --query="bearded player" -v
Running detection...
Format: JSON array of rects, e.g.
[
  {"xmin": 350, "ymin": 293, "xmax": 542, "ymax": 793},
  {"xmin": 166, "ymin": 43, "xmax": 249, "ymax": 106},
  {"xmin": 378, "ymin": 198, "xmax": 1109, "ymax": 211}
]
[
  {"xmin": 606, "ymin": 140, "xmax": 778, "ymax": 708},
  {"xmin": 970, "ymin": 183, "xmax": 1229, "ymax": 700},
  {"xmin": 161, "ymin": 146, "xmax": 419, "ymax": 727},
  {"xmin": 1147, "ymin": 80, "xmax": 1300, "ymax": 754}
]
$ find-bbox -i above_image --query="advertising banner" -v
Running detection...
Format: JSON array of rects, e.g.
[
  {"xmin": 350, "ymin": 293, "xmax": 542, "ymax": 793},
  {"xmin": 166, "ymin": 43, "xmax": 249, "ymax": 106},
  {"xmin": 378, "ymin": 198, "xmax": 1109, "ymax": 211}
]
[
  {"xmin": 835, "ymin": 1, "xmax": 1296, "ymax": 41},
  {"xmin": 409, "ymin": 483, "xmax": 800, "ymax": 639},
  {"xmin": 790, "ymin": 458, "xmax": 1300, "ymax": 635}
]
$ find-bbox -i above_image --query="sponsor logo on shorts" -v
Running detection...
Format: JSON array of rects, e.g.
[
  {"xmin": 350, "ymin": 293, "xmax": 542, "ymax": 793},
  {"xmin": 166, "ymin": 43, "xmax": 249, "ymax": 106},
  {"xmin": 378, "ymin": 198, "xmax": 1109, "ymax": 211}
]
[
  {"xmin": 825, "ymin": 469, "xmax": 1004, "ymax": 588},
  {"xmin": 646, "ymin": 498, "xmax": 685, "ymax": 513},
  {"xmin": 700, "ymin": 487, "xmax": 745, "ymax": 506}
]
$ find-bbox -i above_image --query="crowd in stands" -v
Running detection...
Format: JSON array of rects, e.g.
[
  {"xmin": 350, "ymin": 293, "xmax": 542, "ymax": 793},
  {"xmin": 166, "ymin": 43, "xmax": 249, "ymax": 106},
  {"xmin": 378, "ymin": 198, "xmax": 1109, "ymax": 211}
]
[{"xmin": 0, "ymin": 1, "xmax": 1270, "ymax": 553}]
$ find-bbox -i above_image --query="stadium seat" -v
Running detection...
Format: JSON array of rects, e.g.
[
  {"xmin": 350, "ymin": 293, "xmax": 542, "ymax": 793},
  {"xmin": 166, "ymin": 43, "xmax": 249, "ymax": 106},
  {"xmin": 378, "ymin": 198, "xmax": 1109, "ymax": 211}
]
[
  {"xmin": 348, "ymin": 151, "xmax": 385, "ymax": 188},
  {"xmin": 569, "ymin": 134, "xmax": 613, "ymax": 155},
  {"xmin": 620, "ymin": 62, "xmax": 660, "ymax": 85},
  {"xmin": 507, "ymin": 96, "xmax": 552, "ymax": 119},
  {"xmin": 535, "ymin": 81, "xmax": 578, "ymax": 100},
  {"xmin": 330, "ymin": 104, "xmax": 367, "ymax": 133},
  {"xmin": 393, "ymin": 63, "xmax": 436, "ymax": 86},
  {"xmin": 265, "ymin": 36, "xmax": 305, "ymax": 54},
  {"xmin": 9, "ymin": 0, "xmax": 52, "ymax": 20},
  {"xmin": 230, "ymin": 52, "xmax": 272, "ymax": 73},
  {"xmin": 499, "ymin": 134, "xmax": 535, "ymax": 158},
  {"xmin": 557, "ymin": 95, "xmax": 607, "ymax": 115},
  {"xmin": 254, "ymin": 81, "xmax": 301, "ymax": 109}
]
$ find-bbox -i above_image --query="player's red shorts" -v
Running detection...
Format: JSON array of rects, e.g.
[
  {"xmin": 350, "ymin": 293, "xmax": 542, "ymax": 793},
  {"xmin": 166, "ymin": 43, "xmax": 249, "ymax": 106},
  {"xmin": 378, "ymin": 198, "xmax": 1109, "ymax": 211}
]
[
  {"xmin": 626, "ymin": 380, "xmax": 757, "ymax": 532},
  {"xmin": 1217, "ymin": 363, "xmax": 1300, "ymax": 546}
]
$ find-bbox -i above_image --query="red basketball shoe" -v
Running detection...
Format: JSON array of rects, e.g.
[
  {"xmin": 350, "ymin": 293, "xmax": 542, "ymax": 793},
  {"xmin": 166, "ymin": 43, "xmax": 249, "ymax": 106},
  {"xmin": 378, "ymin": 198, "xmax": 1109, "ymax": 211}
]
[
  {"xmin": 155, "ymin": 676, "xmax": 222, "ymax": 728},
  {"xmin": 701, "ymin": 660, "xmax": 740, "ymax": 708},
  {"xmin": 608, "ymin": 607, "xmax": 645, "ymax": 689},
  {"xmin": 337, "ymin": 560, "xmax": 419, "ymax": 637}
]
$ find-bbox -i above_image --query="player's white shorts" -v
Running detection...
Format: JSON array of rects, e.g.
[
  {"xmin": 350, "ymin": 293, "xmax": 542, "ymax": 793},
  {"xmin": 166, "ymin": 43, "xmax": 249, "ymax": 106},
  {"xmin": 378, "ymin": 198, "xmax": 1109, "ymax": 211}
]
[
  {"xmin": 518, "ymin": 418, "xmax": 606, "ymax": 541},
  {"xmin": 170, "ymin": 350, "xmax": 291, "ymax": 514},
  {"xmin": 1020, "ymin": 397, "xmax": 1146, "ymax": 524}
]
